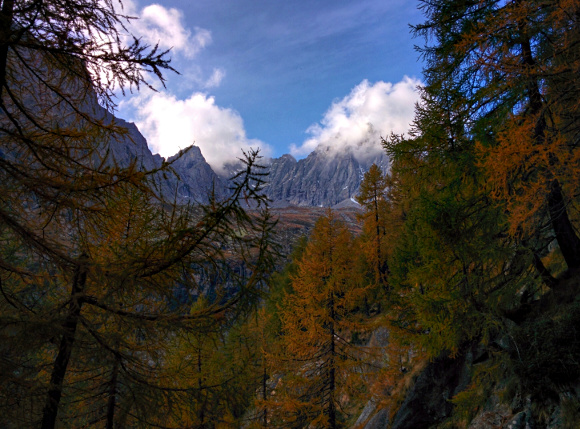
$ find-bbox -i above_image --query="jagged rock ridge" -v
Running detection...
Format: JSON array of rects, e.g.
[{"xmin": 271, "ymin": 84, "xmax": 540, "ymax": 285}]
[
  {"xmin": 262, "ymin": 146, "xmax": 388, "ymax": 207},
  {"xmin": 109, "ymin": 118, "xmax": 389, "ymax": 207},
  {"xmin": 167, "ymin": 146, "xmax": 226, "ymax": 202}
]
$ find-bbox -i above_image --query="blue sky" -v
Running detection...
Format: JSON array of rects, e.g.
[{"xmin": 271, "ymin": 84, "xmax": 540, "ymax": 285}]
[{"xmin": 116, "ymin": 0, "xmax": 424, "ymax": 173}]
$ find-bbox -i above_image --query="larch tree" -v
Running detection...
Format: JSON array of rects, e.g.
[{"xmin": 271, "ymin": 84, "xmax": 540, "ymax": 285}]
[
  {"xmin": 356, "ymin": 164, "xmax": 390, "ymax": 288},
  {"xmin": 0, "ymin": 149, "xmax": 277, "ymax": 428},
  {"xmin": 355, "ymin": 163, "xmax": 394, "ymax": 316},
  {"xmin": 0, "ymin": 0, "xmax": 175, "ymax": 247},
  {"xmin": 413, "ymin": 0, "xmax": 580, "ymax": 274},
  {"xmin": 0, "ymin": 1, "xmax": 279, "ymax": 427},
  {"xmin": 376, "ymin": 0, "xmax": 580, "ymax": 420},
  {"xmin": 372, "ymin": 0, "xmax": 580, "ymax": 395},
  {"xmin": 0, "ymin": 0, "xmax": 175, "ymax": 424},
  {"xmin": 273, "ymin": 210, "xmax": 371, "ymax": 429},
  {"xmin": 382, "ymin": 80, "xmax": 527, "ymax": 358}
]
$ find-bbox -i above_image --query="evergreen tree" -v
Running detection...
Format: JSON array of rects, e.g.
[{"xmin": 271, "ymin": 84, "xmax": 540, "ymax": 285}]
[
  {"xmin": 372, "ymin": 0, "xmax": 580, "ymax": 423},
  {"xmin": 0, "ymin": 150, "xmax": 277, "ymax": 428},
  {"xmin": 0, "ymin": 1, "xmax": 280, "ymax": 426},
  {"xmin": 383, "ymin": 87, "xmax": 527, "ymax": 357},
  {"xmin": 375, "ymin": 0, "xmax": 580, "ymax": 360},
  {"xmin": 0, "ymin": 5, "xmax": 174, "ymax": 425}
]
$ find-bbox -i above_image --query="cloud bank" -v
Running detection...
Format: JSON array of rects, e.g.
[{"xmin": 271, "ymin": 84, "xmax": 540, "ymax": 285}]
[
  {"xmin": 291, "ymin": 77, "xmax": 421, "ymax": 160},
  {"xmin": 127, "ymin": 77, "xmax": 420, "ymax": 175},
  {"xmin": 136, "ymin": 7, "xmax": 209, "ymax": 58},
  {"xmin": 128, "ymin": 91, "xmax": 271, "ymax": 175},
  {"xmin": 101, "ymin": 1, "xmax": 219, "ymax": 93},
  {"xmin": 113, "ymin": 1, "xmax": 261, "ymax": 174}
]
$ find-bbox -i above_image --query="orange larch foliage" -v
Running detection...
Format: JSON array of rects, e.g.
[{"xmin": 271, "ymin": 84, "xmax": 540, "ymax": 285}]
[{"xmin": 272, "ymin": 210, "xmax": 373, "ymax": 429}]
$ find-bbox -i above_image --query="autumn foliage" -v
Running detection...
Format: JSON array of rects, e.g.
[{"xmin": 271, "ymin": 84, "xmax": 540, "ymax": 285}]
[
  {"xmin": 269, "ymin": 210, "xmax": 372, "ymax": 429},
  {"xmin": 2, "ymin": 0, "xmax": 580, "ymax": 427}
]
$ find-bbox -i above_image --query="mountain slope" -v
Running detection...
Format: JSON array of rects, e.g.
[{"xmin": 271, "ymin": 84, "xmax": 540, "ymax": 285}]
[
  {"xmin": 107, "ymin": 115, "xmax": 390, "ymax": 208},
  {"xmin": 263, "ymin": 147, "xmax": 388, "ymax": 207}
]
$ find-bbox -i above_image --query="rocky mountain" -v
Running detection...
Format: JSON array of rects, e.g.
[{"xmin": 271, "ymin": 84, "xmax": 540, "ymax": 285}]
[
  {"xmin": 167, "ymin": 145, "xmax": 226, "ymax": 203},
  {"xmin": 100, "ymin": 115, "xmax": 224, "ymax": 204},
  {"xmin": 262, "ymin": 145, "xmax": 389, "ymax": 207},
  {"xmin": 108, "ymin": 117, "xmax": 389, "ymax": 208},
  {"xmin": 106, "ymin": 117, "xmax": 165, "ymax": 173}
]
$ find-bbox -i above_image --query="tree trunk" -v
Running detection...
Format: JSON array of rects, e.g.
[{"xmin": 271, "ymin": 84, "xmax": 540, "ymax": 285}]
[
  {"xmin": 0, "ymin": 0, "xmax": 14, "ymax": 100},
  {"xmin": 374, "ymin": 191, "xmax": 382, "ymax": 280},
  {"xmin": 532, "ymin": 253, "xmax": 557, "ymax": 289},
  {"xmin": 41, "ymin": 256, "xmax": 88, "ymax": 429},
  {"xmin": 106, "ymin": 358, "xmax": 120, "ymax": 429},
  {"xmin": 519, "ymin": 28, "xmax": 580, "ymax": 271},
  {"xmin": 548, "ymin": 179, "xmax": 580, "ymax": 270},
  {"xmin": 327, "ymin": 292, "xmax": 336, "ymax": 429},
  {"xmin": 262, "ymin": 363, "xmax": 268, "ymax": 427}
]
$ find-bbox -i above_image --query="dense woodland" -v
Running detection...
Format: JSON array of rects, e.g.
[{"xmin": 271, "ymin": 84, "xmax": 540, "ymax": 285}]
[{"xmin": 1, "ymin": 0, "xmax": 580, "ymax": 428}]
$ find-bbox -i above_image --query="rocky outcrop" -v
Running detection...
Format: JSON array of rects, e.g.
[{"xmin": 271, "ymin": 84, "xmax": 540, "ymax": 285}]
[
  {"xmin": 263, "ymin": 146, "xmax": 388, "ymax": 207},
  {"xmin": 167, "ymin": 145, "xmax": 225, "ymax": 203},
  {"xmin": 386, "ymin": 350, "xmax": 471, "ymax": 429},
  {"xmin": 106, "ymin": 117, "xmax": 165, "ymax": 172},
  {"xmin": 96, "ymin": 114, "xmax": 223, "ymax": 203},
  {"xmin": 356, "ymin": 342, "xmax": 483, "ymax": 429},
  {"xmin": 357, "ymin": 331, "xmax": 580, "ymax": 429},
  {"xmin": 362, "ymin": 407, "xmax": 390, "ymax": 429}
]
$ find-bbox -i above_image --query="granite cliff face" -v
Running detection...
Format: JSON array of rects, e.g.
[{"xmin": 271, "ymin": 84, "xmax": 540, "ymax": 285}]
[
  {"xmin": 262, "ymin": 146, "xmax": 389, "ymax": 207},
  {"xmin": 106, "ymin": 117, "xmax": 165, "ymax": 172},
  {"xmin": 167, "ymin": 146, "xmax": 226, "ymax": 203},
  {"xmin": 98, "ymin": 115, "xmax": 223, "ymax": 203}
]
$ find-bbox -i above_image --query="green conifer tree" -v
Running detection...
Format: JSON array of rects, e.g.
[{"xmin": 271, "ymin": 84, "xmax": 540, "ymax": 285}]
[{"xmin": 356, "ymin": 164, "xmax": 390, "ymax": 287}]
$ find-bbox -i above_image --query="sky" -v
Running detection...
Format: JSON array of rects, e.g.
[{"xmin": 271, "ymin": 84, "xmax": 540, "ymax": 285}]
[{"xmin": 115, "ymin": 0, "xmax": 425, "ymax": 174}]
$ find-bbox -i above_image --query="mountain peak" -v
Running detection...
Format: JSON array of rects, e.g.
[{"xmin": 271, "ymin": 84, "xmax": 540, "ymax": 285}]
[
  {"xmin": 168, "ymin": 145, "xmax": 207, "ymax": 167},
  {"xmin": 104, "ymin": 116, "xmax": 388, "ymax": 208}
]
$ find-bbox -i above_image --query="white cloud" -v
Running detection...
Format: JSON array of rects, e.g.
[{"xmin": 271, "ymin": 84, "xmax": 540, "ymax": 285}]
[
  {"xmin": 129, "ymin": 91, "xmax": 271, "ymax": 175},
  {"xmin": 98, "ymin": 1, "xmax": 220, "ymax": 93},
  {"xmin": 132, "ymin": 5, "xmax": 209, "ymax": 58},
  {"xmin": 114, "ymin": 0, "xmax": 210, "ymax": 59},
  {"xmin": 290, "ymin": 76, "xmax": 421, "ymax": 160},
  {"xmin": 203, "ymin": 68, "xmax": 226, "ymax": 89}
]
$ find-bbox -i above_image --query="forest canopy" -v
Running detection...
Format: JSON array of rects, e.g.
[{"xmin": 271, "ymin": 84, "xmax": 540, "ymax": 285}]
[{"xmin": 1, "ymin": 0, "xmax": 580, "ymax": 428}]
